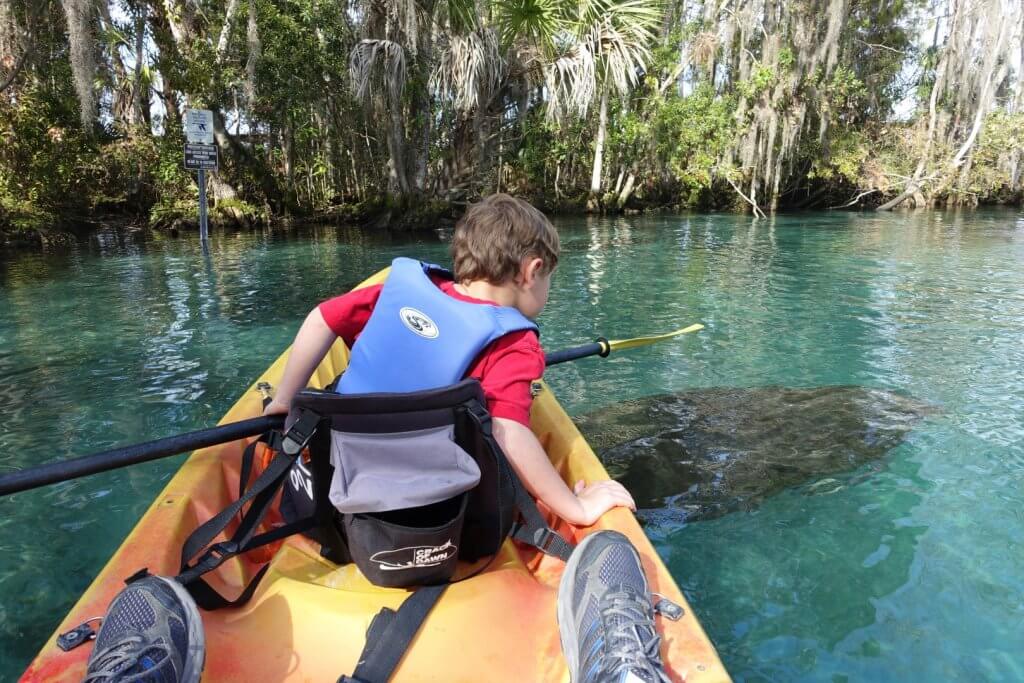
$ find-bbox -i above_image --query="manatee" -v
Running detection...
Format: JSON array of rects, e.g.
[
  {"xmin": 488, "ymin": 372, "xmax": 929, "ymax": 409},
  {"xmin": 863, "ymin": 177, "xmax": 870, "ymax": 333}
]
[{"xmin": 573, "ymin": 386, "xmax": 933, "ymax": 524}]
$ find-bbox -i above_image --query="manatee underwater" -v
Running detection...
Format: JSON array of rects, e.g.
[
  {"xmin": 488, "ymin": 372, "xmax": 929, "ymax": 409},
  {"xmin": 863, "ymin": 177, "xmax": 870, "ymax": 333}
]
[{"xmin": 573, "ymin": 386, "xmax": 933, "ymax": 524}]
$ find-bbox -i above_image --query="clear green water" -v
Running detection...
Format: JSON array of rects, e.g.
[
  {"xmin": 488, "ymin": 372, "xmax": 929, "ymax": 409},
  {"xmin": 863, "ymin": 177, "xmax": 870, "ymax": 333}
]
[{"xmin": 1, "ymin": 211, "xmax": 1023, "ymax": 681}]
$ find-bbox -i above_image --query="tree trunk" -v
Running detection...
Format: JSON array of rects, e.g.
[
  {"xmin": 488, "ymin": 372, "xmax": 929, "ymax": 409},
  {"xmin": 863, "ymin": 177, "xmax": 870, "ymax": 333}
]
[
  {"xmin": 411, "ymin": 24, "xmax": 433, "ymax": 193},
  {"xmin": 878, "ymin": 0, "xmax": 956, "ymax": 211},
  {"xmin": 386, "ymin": 109, "xmax": 412, "ymax": 195},
  {"xmin": 133, "ymin": 4, "xmax": 148, "ymax": 130},
  {"xmin": 588, "ymin": 87, "xmax": 609, "ymax": 210},
  {"xmin": 160, "ymin": 0, "xmax": 192, "ymax": 48},
  {"xmin": 216, "ymin": 0, "xmax": 241, "ymax": 64},
  {"xmin": 98, "ymin": 0, "xmax": 142, "ymax": 133},
  {"xmin": 211, "ymin": 107, "xmax": 294, "ymax": 213},
  {"xmin": 617, "ymin": 172, "xmax": 636, "ymax": 209},
  {"xmin": 282, "ymin": 120, "xmax": 294, "ymax": 187},
  {"xmin": 245, "ymin": 0, "xmax": 259, "ymax": 114},
  {"xmin": 0, "ymin": 1, "xmax": 37, "ymax": 96},
  {"xmin": 0, "ymin": 0, "xmax": 13, "ymax": 59},
  {"xmin": 951, "ymin": 19, "xmax": 1009, "ymax": 169}
]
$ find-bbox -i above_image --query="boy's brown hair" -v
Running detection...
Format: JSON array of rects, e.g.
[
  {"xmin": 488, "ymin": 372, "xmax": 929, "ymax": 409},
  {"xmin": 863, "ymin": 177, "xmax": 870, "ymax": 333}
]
[{"xmin": 451, "ymin": 193, "xmax": 560, "ymax": 284}]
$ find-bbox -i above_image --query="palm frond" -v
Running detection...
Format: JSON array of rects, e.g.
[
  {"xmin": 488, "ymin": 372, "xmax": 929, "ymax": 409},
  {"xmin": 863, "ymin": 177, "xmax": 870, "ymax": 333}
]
[
  {"xmin": 492, "ymin": 0, "xmax": 568, "ymax": 49},
  {"xmin": 349, "ymin": 38, "xmax": 407, "ymax": 107},
  {"xmin": 589, "ymin": 18, "xmax": 652, "ymax": 94},
  {"xmin": 444, "ymin": 0, "xmax": 479, "ymax": 34},
  {"xmin": 544, "ymin": 39, "xmax": 597, "ymax": 120},
  {"xmin": 432, "ymin": 29, "xmax": 505, "ymax": 113},
  {"xmin": 576, "ymin": 0, "xmax": 662, "ymax": 40}
]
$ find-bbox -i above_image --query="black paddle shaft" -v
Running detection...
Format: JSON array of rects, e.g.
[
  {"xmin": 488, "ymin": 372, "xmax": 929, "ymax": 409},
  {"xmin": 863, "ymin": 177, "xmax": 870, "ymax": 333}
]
[
  {"xmin": 0, "ymin": 415, "xmax": 285, "ymax": 497},
  {"xmin": 544, "ymin": 338, "xmax": 610, "ymax": 367}
]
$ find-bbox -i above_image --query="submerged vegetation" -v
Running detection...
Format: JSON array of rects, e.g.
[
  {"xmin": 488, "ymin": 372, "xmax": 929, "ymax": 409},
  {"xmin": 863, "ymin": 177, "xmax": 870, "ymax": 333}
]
[{"xmin": 0, "ymin": 0, "xmax": 1022, "ymax": 241}]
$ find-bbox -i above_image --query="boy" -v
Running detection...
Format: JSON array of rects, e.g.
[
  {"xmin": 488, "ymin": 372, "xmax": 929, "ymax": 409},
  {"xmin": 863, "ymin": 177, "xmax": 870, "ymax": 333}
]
[
  {"xmin": 84, "ymin": 195, "xmax": 669, "ymax": 683},
  {"xmin": 264, "ymin": 193, "xmax": 635, "ymax": 526}
]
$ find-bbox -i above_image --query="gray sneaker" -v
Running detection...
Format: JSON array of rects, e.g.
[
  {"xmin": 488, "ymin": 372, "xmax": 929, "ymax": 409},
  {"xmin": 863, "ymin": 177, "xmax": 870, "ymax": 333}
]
[
  {"xmin": 83, "ymin": 575, "xmax": 205, "ymax": 683},
  {"xmin": 557, "ymin": 530, "xmax": 670, "ymax": 683}
]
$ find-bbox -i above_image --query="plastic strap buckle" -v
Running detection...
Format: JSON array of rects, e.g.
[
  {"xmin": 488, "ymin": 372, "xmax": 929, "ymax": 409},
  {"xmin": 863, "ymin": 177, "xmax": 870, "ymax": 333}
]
[
  {"xmin": 280, "ymin": 409, "xmax": 319, "ymax": 455},
  {"xmin": 465, "ymin": 401, "xmax": 493, "ymax": 436},
  {"xmin": 190, "ymin": 540, "xmax": 239, "ymax": 575},
  {"xmin": 533, "ymin": 527, "xmax": 562, "ymax": 554}
]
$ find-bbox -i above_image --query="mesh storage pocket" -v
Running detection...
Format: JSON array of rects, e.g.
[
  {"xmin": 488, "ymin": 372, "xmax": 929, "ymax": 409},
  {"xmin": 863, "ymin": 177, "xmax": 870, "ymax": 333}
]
[{"xmin": 343, "ymin": 494, "xmax": 468, "ymax": 587}]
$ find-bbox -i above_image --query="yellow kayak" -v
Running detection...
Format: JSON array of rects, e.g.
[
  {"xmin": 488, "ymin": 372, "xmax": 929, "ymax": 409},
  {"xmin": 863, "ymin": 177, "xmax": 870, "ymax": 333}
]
[{"xmin": 21, "ymin": 270, "xmax": 729, "ymax": 682}]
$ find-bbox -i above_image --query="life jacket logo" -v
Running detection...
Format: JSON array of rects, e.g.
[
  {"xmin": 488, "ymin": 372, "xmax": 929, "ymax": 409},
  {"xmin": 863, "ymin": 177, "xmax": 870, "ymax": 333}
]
[
  {"xmin": 370, "ymin": 540, "xmax": 457, "ymax": 571},
  {"xmin": 399, "ymin": 307, "xmax": 439, "ymax": 339}
]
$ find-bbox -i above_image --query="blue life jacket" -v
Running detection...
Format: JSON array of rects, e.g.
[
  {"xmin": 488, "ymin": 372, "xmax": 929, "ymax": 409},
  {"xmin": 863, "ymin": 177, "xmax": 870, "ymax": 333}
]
[{"xmin": 336, "ymin": 257, "xmax": 539, "ymax": 395}]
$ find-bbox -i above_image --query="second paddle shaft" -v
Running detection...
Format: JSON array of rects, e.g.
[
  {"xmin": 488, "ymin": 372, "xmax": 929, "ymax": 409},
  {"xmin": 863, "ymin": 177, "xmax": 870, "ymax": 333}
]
[{"xmin": 0, "ymin": 415, "xmax": 284, "ymax": 497}]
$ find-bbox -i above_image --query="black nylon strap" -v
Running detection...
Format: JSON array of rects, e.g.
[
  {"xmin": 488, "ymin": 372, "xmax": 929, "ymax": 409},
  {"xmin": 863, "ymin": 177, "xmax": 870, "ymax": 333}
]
[
  {"xmin": 178, "ymin": 443, "xmax": 297, "ymax": 579},
  {"xmin": 181, "ymin": 516, "xmax": 316, "ymax": 610},
  {"xmin": 464, "ymin": 402, "xmax": 574, "ymax": 562},
  {"xmin": 339, "ymin": 584, "xmax": 448, "ymax": 683},
  {"xmin": 184, "ymin": 562, "xmax": 272, "ymax": 611},
  {"xmin": 238, "ymin": 437, "xmax": 263, "ymax": 501},
  {"xmin": 509, "ymin": 477, "xmax": 575, "ymax": 562},
  {"xmin": 179, "ymin": 409, "xmax": 321, "ymax": 575},
  {"xmin": 174, "ymin": 409, "xmax": 323, "ymax": 610}
]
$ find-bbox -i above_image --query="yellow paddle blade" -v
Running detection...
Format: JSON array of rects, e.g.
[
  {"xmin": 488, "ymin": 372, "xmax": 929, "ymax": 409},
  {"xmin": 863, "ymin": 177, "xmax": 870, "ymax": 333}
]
[{"xmin": 607, "ymin": 323, "xmax": 704, "ymax": 352}]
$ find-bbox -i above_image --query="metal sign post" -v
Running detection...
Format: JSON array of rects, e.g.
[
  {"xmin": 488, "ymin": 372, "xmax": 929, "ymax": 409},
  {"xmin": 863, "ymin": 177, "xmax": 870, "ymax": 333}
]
[
  {"xmin": 184, "ymin": 143, "xmax": 217, "ymax": 244},
  {"xmin": 184, "ymin": 109, "xmax": 216, "ymax": 245},
  {"xmin": 197, "ymin": 169, "xmax": 208, "ymax": 242}
]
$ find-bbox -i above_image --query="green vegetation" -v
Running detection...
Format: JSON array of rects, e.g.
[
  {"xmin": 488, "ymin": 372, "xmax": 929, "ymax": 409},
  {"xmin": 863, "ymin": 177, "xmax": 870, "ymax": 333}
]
[{"xmin": 0, "ymin": 0, "xmax": 1022, "ymax": 243}]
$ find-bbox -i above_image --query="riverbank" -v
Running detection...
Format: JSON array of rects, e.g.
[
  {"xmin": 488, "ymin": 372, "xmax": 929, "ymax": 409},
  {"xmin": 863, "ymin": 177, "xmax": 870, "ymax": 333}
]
[{"xmin": 4, "ymin": 190, "xmax": 1022, "ymax": 251}]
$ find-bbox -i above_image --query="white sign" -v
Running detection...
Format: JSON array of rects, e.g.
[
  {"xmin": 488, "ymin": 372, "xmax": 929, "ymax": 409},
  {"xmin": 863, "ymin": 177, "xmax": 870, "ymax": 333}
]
[{"xmin": 185, "ymin": 109, "xmax": 214, "ymax": 144}]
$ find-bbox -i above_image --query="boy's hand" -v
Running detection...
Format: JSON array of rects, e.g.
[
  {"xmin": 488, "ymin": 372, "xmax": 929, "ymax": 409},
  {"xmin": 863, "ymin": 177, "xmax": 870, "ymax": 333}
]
[
  {"xmin": 262, "ymin": 399, "xmax": 290, "ymax": 416},
  {"xmin": 572, "ymin": 479, "xmax": 636, "ymax": 526}
]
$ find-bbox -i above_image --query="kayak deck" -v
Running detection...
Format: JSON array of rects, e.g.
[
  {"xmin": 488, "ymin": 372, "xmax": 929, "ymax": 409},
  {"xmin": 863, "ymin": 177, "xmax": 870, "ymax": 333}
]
[{"xmin": 22, "ymin": 276, "xmax": 729, "ymax": 682}]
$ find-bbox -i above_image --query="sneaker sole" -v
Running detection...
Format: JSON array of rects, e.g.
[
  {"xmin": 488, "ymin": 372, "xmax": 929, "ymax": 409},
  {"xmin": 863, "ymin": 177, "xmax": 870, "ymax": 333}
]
[
  {"xmin": 157, "ymin": 576, "xmax": 206, "ymax": 683},
  {"xmin": 556, "ymin": 531, "xmax": 612, "ymax": 683}
]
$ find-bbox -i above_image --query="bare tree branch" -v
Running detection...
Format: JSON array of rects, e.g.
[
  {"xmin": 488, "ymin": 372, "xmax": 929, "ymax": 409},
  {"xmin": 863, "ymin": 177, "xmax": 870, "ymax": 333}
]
[
  {"xmin": 828, "ymin": 188, "xmax": 877, "ymax": 209},
  {"xmin": 724, "ymin": 172, "xmax": 767, "ymax": 218},
  {"xmin": 853, "ymin": 38, "xmax": 908, "ymax": 55}
]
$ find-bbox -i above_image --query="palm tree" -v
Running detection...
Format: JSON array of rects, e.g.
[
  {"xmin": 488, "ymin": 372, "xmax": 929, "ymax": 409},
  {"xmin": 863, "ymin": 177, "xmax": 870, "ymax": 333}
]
[
  {"xmin": 496, "ymin": 0, "xmax": 663, "ymax": 205},
  {"xmin": 349, "ymin": 0, "xmax": 660, "ymax": 203},
  {"xmin": 349, "ymin": 0, "xmax": 487, "ymax": 198}
]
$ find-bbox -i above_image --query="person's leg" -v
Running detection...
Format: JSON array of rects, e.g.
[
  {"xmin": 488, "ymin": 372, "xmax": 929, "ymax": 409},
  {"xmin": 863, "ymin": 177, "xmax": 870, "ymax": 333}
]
[
  {"xmin": 557, "ymin": 530, "xmax": 670, "ymax": 683},
  {"xmin": 83, "ymin": 575, "xmax": 205, "ymax": 683}
]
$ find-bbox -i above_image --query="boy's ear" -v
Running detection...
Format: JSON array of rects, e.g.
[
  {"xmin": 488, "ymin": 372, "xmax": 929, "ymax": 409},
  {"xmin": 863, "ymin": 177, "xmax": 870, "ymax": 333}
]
[{"xmin": 521, "ymin": 256, "xmax": 545, "ymax": 285}]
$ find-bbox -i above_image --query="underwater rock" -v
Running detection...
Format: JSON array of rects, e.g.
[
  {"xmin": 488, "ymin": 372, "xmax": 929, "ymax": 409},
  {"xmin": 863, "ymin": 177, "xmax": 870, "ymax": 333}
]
[{"xmin": 573, "ymin": 386, "xmax": 933, "ymax": 523}]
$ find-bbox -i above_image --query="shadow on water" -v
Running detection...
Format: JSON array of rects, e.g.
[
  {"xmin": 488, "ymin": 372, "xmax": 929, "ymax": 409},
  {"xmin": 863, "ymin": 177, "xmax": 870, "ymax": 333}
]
[{"xmin": 574, "ymin": 386, "xmax": 934, "ymax": 525}]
